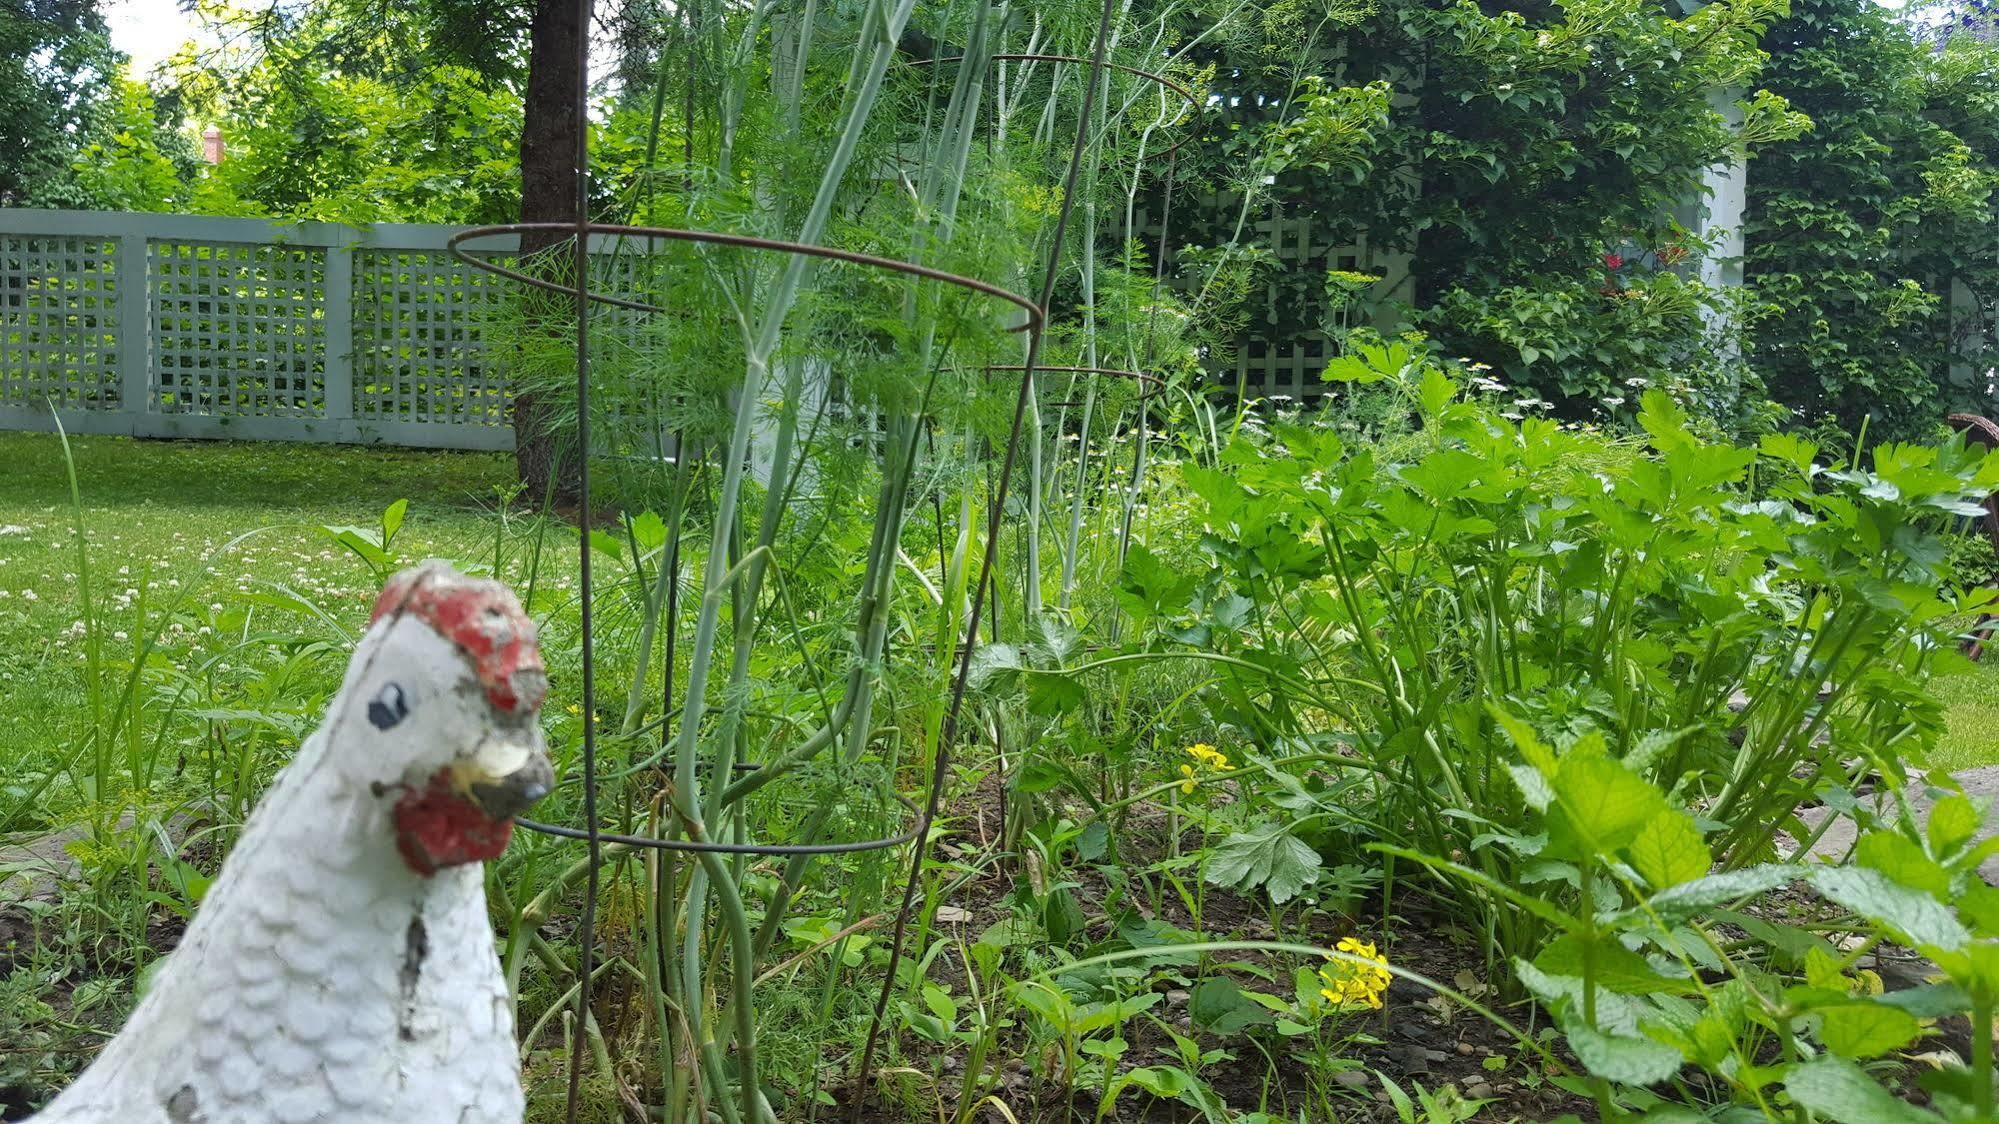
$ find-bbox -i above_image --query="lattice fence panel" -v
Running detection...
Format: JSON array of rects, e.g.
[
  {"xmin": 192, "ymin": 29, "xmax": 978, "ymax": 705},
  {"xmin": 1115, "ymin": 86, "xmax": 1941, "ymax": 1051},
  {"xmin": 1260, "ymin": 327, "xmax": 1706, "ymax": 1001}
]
[
  {"xmin": 1134, "ymin": 195, "xmax": 1408, "ymax": 398},
  {"xmin": 583, "ymin": 249, "xmax": 679, "ymax": 457},
  {"xmin": 150, "ymin": 240, "xmax": 326, "ymax": 417},
  {"xmin": 0, "ymin": 236, "xmax": 121, "ymax": 409},
  {"xmin": 353, "ymin": 249, "xmax": 511, "ymax": 425}
]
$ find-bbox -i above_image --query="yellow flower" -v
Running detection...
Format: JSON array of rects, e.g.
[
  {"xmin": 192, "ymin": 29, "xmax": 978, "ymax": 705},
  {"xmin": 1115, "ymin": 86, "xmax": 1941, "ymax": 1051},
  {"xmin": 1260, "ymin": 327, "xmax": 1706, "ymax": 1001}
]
[
  {"xmin": 1183, "ymin": 743, "xmax": 1231, "ymax": 770},
  {"xmin": 1317, "ymin": 936, "xmax": 1392, "ymax": 1011},
  {"xmin": 1175, "ymin": 743, "xmax": 1232, "ymax": 796}
]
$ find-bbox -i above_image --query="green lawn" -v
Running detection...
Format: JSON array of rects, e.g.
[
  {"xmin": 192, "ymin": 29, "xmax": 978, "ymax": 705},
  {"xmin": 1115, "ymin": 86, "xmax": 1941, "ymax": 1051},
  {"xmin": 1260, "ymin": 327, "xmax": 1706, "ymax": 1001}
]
[
  {"xmin": 1928, "ymin": 659, "xmax": 1999, "ymax": 771},
  {"xmin": 0, "ymin": 432, "xmax": 535, "ymax": 830},
  {"xmin": 2, "ymin": 431, "xmax": 1997, "ymax": 840}
]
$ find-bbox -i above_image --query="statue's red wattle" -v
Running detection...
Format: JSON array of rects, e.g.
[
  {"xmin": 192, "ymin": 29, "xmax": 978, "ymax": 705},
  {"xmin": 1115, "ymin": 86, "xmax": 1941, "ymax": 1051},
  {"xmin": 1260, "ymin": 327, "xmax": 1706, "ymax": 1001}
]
[{"xmin": 393, "ymin": 767, "xmax": 515, "ymax": 877}]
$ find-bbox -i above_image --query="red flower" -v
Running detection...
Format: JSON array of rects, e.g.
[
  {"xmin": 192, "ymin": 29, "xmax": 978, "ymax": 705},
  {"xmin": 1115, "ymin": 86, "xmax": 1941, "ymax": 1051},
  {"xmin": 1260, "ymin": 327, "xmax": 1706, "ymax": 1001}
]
[
  {"xmin": 1659, "ymin": 245, "xmax": 1687, "ymax": 265},
  {"xmin": 1602, "ymin": 253, "xmax": 1624, "ymax": 270}
]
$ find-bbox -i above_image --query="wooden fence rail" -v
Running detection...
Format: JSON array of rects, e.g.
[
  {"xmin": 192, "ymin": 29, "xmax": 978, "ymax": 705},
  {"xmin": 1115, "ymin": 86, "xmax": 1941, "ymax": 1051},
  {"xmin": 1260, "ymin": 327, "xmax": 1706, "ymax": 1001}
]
[{"xmin": 1, "ymin": 210, "xmax": 519, "ymax": 450}]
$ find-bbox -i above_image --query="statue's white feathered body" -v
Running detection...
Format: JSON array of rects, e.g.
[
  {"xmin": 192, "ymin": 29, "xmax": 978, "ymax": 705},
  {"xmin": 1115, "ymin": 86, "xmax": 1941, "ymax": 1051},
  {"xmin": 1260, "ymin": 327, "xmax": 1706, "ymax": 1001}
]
[{"xmin": 30, "ymin": 563, "xmax": 553, "ymax": 1124}]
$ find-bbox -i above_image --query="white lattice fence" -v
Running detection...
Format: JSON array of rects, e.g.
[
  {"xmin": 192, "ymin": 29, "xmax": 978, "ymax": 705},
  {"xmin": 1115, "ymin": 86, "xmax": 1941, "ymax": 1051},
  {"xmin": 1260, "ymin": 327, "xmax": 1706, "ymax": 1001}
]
[
  {"xmin": 0, "ymin": 210, "xmax": 573, "ymax": 450},
  {"xmin": 1135, "ymin": 197, "xmax": 1412, "ymax": 398},
  {"xmin": 151, "ymin": 239, "xmax": 329, "ymax": 418},
  {"xmin": 0, "ymin": 233, "xmax": 121, "ymax": 411},
  {"xmin": 352, "ymin": 247, "xmax": 512, "ymax": 428}
]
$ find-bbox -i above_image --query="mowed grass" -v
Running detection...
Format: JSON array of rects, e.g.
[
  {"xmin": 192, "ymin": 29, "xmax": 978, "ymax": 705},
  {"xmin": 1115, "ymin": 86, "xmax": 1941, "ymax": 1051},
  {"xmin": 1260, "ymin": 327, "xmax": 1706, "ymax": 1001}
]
[
  {"xmin": 1928, "ymin": 659, "xmax": 1999, "ymax": 771},
  {"xmin": 1, "ymin": 430, "xmax": 1997, "ymax": 840},
  {"xmin": 0, "ymin": 432, "xmax": 539, "ymax": 830}
]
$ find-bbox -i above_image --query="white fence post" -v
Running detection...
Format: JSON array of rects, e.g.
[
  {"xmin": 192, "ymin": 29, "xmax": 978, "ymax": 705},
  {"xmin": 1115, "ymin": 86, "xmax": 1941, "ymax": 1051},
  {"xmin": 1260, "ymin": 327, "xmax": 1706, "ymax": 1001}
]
[
  {"xmin": 1700, "ymin": 86, "xmax": 1749, "ymax": 296},
  {"xmin": 1953, "ymin": 278, "xmax": 1998, "ymax": 405},
  {"xmin": 322, "ymin": 232, "xmax": 355, "ymax": 427},
  {"xmin": 0, "ymin": 209, "xmax": 518, "ymax": 451},
  {"xmin": 115, "ymin": 227, "xmax": 150, "ymax": 417}
]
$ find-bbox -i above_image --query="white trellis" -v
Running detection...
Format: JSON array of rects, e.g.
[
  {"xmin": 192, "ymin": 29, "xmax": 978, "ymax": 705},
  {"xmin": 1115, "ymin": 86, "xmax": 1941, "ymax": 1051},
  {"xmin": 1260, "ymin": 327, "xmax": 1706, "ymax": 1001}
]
[{"xmin": 0, "ymin": 210, "xmax": 523, "ymax": 450}]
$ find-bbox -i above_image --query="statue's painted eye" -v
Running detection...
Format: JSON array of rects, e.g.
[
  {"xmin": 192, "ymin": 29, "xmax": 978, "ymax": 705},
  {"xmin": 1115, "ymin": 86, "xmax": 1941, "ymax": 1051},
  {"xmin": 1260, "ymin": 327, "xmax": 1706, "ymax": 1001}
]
[{"xmin": 368, "ymin": 683, "xmax": 411, "ymax": 730}]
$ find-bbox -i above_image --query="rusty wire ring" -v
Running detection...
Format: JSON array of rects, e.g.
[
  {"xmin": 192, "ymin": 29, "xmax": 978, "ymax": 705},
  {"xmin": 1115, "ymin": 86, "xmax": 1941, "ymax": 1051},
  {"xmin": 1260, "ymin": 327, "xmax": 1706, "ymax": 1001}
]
[
  {"xmin": 517, "ymin": 788, "xmax": 921, "ymax": 855},
  {"xmin": 1950, "ymin": 413, "xmax": 1999, "ymax": 546},
  {"xmin": 900, "ymin": 53, "xmax": 1199, "ymax": 163},
  {"xmin": 1947, "ymin": 413, "xmax": 1999, "ymax": 661},
  {"xmin": 1951, "ymin": 412, "xmax": 1999, "ymax": 451},
  {"xmin": 447, "ymin": 222, "xmax": 1044, "ymax": 333},
  {"xmin": 452, "ymin": 220, "xmax": 1040, "ymax": 857},
  {"xmin": 987, "ymin": 362, "xmax": 1175, "ymax": 406}
]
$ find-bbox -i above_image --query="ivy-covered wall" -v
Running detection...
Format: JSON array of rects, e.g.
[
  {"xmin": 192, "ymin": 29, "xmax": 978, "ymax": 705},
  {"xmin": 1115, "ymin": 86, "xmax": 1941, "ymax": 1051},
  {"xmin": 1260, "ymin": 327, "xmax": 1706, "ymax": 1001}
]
[
  {"xmin": 1162, "ymin": 0, "xmax": 1803, "ymax": 425},
  {"xmin": 1163, "ymin": 0, "xmax": 1999, "ymax": 438},
  {"xmin": 1746, "ymin": 0, "xmax": 1999, "ymax": 442}
]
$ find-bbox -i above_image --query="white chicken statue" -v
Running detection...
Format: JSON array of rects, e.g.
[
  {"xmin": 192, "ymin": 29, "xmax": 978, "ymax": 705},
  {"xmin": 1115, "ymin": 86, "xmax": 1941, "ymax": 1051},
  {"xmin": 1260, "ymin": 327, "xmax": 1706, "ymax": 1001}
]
[{"xmin": 29, "ymin": 562, "xmax": 554, "ymax": 1124}]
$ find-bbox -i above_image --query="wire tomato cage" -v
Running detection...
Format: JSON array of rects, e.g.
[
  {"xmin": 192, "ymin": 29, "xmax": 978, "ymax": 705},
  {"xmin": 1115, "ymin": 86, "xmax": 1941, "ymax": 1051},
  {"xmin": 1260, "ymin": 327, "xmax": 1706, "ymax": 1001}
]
[
  {"xmin": 448, "ymin": 2, "xmax": 1189, "ymax": 1116},
  {"xmin": 899, "ymin": 53, "xmax": 1201, "ymax": 166},
  {"xmin": 445, "ymin": 221, "xmax": 1042, "ymax": 860},
  {"xmin": 987, "ymin": 363, "xmax": 1171, "ymax": 409},
  {"xmin": 1948, "ymin": 413, "xmax": 1999, "ymax": 660}
]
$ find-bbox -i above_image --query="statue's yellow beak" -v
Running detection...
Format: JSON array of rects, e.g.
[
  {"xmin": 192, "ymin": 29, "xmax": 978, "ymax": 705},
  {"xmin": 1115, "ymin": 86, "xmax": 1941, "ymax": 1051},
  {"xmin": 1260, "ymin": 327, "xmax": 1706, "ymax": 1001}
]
[{"xmin": 451, "ymin": 735, "xmax": 554, "ymax": 821}]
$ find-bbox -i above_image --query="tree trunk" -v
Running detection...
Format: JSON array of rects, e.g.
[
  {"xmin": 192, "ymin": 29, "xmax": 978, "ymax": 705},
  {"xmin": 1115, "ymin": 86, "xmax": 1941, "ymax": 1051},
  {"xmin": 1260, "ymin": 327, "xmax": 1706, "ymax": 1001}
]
[{"xmin": 514, "ymin": 0, "xmax": 584, "ymax": 506}]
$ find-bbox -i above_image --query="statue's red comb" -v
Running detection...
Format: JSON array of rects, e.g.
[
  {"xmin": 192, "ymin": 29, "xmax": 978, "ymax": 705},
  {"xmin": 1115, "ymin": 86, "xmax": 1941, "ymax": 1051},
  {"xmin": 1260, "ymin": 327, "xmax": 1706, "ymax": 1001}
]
[{"xmin": 370, "ymin": 566, "xmax": 547, "ymax": 714}]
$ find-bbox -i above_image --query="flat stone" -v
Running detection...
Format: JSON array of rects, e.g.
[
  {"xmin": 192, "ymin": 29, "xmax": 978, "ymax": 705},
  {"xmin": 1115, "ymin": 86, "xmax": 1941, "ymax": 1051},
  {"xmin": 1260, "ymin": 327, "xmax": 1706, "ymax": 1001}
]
[
  {"xmin": 1795, "ymin": 766, "xmax": 1999, "ymax": 883},
  {"xmin": 0, "ymin": 811, "xmax": 190, "ymax": 904},
  {"xmin": 0, "ymin": 822, "xmax": 100, "ymax": 904}
]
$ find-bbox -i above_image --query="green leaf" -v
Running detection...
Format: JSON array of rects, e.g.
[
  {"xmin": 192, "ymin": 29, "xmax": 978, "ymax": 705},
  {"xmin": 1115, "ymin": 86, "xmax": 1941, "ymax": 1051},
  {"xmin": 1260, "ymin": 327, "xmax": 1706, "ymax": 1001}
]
[
  {"xmin": 1621, "ymin": 727, "xmax": 1693, "ymax": 775},
  {"xmin": 967, "ymin": 643, "xmax": 1024, "ymax": 690},
  {"xmin": 380, "ymin": 498, "xmax": 407, "ymax": 545},
  {"xmin": 1021, "ymin": 669, "xmax": 1087, "ymax": 716},
  {"xmin": 1042, "ymin": 888, "xmax": 1086, "ymax": 946},
  {"xmin": 1927, "ymin": 794, "xmax": 1982, "ymax": 856},
  {"xmin": 156, "ymin": 858, "xmax": 212, "ymax": 912},
  {"xmin": 1490, "ymin": 706, "xmax": 1559, "ymax": 775},
  {"xmin": 1119, "ymin": 540, "xmax": 1194, "ymax": 619},
  {"xmin": 1637, "ymin": 866, "xmax": 1796, "ymax": 923},
  {"xmin": 1565, "ymin": 1023, "xmax": 1684, "ymax": 1085},
  {"xmin": 1076, "ymin": 993, "xmax": 1161, "ymax": 1034},
  {"xmin": 1759, "ymin": 432, "xmax": 1821, "ymax": 475},
  {"xmin": 920, "ymin": 983, "xmax": 957, "ymax": 1024},
  {"xmin": 1206, "ymin": 821, "xmax": 1323, "ymax": 905},
  {"xmin": 1874, "ymin": 982, "xmax": 1974, "ymax": 1018},
  {"xmin": 1418, "ymin": 366, "xmax": 1458, "ymax": 419},
  {"xmin": 1507, "ymin": 763, "xmax": 1555, "ymax": 812},
  {"xmin": 1784, "ymin": 1057, "xmax": 1940, "ymax": 1123},
  {"xmin": 1078, "ymin": 1036, "xmax": 1128, "ymax": 1059},
  {"xmin": 1551, "ymin": 745, "xmax": 1668, "ymax": 855},
  {"xmin": 1513, "ymin": 961, "xmax": 1651, "ymax": 1036},
  {"xmin": 1189, "ymin": 978, "xmax": 1277, "ymax": 1036},
  {"xmin": 1535, "ymin": 933, "xmax": 1691, "ymax": 995},
  {"xmin": 1636, "ymin": 389, "xmax": 1693, "ymax": 453},
  {"xmin": 1626, "ymin": 808, "xmax": 1711, "ymax": 890},
  {"xmin": 1112, "ymin": 1065, "xmax": 1200, "ymax": 1102},
  {"xmin": 1806, "ymin": 866, "xmax": 1969, "ymax": 952},
  {"xmin": 322, "ymin": 526, "xmax": 390, "ymax": 570},
  {"xmin": 1854, "ymin": 830, "xmax": 1950, "ymax": 898},
  {"xmin": 1816, "ymin": 1000, "xmax": 1922, "ymax": 1059},
  {"xmin": 1401, "ymin": 448, "xmax": 1484, "ymax": 501},
  {"xmin": 627, "ymin": 510, "xmax": 668, "ymax": 552}
]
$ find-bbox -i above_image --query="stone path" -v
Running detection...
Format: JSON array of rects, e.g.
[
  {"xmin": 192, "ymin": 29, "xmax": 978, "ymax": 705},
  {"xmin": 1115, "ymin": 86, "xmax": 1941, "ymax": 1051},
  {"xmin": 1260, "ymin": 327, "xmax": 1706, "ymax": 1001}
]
[{"xmin": 1795, "ymin": 766, "xmax": 1999, "ymax": 883}]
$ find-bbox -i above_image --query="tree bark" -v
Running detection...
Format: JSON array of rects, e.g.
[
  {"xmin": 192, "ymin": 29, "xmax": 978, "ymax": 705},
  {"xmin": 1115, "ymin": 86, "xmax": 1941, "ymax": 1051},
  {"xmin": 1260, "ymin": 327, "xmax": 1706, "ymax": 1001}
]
[{"xmin": 514, "ymin": 0, "xmax": 584, "ymax": 506}]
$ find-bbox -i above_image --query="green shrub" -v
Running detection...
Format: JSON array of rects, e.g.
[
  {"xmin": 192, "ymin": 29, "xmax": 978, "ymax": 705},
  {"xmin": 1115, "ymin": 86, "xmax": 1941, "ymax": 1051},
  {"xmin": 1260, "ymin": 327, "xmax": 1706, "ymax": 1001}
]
[{"xmin": 1117, "ymin": 346, "xmax": 1997, "ymax": 978}]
